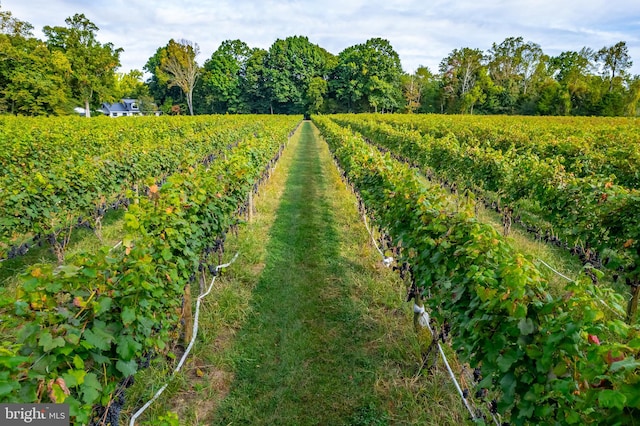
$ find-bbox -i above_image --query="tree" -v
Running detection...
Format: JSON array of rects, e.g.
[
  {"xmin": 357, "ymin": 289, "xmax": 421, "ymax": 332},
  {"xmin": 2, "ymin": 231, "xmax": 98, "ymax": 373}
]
[
  {"xmin": 199, "ymin": 39, "xmax": 251, "ymax": 113},
  {"xmin": 156, "ymin": 39, "xmax": 200, "ymax": 115},
  {"xmin": 331, "ymin": 38, "xmax": 403, "ymax": 112},
  {"xmin": 487, "ymin": 37, "xmax": 544, "ymax": 113},
  {"xmin": 44, "ymin": 14, "xmax": 122, "ymax": 117},
  {"xmin": 596, "ymin": 41, "xmax": 633, "ymax": 93},
  {"xmin": 305, "ymin": 76, "xmax": 327, "ymax": 114},
  {"xmin": 624, "ymin": 75, "xmax": 640, "ymax": 116},
  {"xmin": 401, "ymin": 70, "xmax": 426, "ymax": 113},
  {"xmin": 401, "ymin": 67, "xmax": 441, "ymax": 113},
  {"xmin": 240, "ymin": 48, "xmax": 270, "ymax": 113},
  {"xmin": 439, "ymin": 47, "xmax": 486, "ymax": 113},
  {"xmin": 1, "ymin": 37, "xmax": 71, "ymax": 115},
  {"xmin": 264, "ymin": 36, "xmax": 335, "ymax": 114},
  {"xmin": 144, "ymin": 46, "xmax": 182, "ymax": 114},
  {"xmin": 534, "ymin": 78, "xmax": 571, "ymax": 115},
  {"xmin": 112, "ymin": 70, "xmax": 156, "ymax": 114},
  {"xmin": 112, "ymin": 69, "xmax": 150, "ymax": 102},
  {"xmin": 548, "ymin": 48, "xmax": 595, "ymax": 114},
  {"xmin": 549, "ymin": 49, "xmax": 594, "ymax": 85},
  {"xmin": 0, "ymin": 5, "xmax": 33, "ymax": 37},
  {"xmin": 0, "ymin": 6, "xmax": 71, "ymax": 115}
]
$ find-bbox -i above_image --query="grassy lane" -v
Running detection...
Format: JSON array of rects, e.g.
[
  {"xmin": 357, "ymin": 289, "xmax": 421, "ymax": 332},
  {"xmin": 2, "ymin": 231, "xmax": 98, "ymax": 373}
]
[
  {"xmin": 125, "ymin": 121, "xmax": 469, "ymax": 425},
  {"xmin": 212, "ymin": 121, "xmax": 419, "ymax": 425}
]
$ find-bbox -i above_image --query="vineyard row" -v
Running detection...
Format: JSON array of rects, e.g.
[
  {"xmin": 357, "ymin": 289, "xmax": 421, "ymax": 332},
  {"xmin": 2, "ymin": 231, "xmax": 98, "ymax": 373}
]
[
  {"xmin": 0, "ymin": 115, "xmax": 302, "ymax": 424},
  {"xmin": 313, "ymin": 115, "xmax": 640, "ymax": 426}
]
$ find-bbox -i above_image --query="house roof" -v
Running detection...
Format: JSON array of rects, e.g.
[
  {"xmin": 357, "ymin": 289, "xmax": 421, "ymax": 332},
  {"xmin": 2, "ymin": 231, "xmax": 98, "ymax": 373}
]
[{"xmin": 101, "ymin": 99, "xmax": 140, "ymax": 114}]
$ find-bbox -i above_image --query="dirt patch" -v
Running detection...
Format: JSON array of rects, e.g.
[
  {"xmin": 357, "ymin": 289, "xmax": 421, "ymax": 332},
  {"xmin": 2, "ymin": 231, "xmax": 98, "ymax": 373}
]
[
  {"xmin": 172, "ymin": 367, "xmax": 235, "ymax": 423},
  {"xmin": 165, "ymin": 304, "xmax": 241, "ymax": 423},
  {"xmin": 169, "ymin": 341, "xmax": 236, "ymax": 422},
  {"xmin": 250, "ymin": 262, "xmax": 266, "ymax": 276}
]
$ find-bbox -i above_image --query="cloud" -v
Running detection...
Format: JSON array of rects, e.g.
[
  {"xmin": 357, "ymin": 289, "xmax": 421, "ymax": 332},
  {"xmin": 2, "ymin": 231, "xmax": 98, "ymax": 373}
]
[{"xmin": 2, "ymin": 0, "xmax": 639, "ymax": 75}]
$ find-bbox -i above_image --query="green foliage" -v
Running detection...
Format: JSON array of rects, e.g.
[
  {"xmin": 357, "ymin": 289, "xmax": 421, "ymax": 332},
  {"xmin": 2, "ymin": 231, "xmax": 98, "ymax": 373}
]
[
  {"xmin": 1, "ymin": 1, "xmax": 639, "ymax": 117},
  {"xmin": 43, "ymin": 14, "xmax": 122, "ymax": 117},
  {"xmin": 143, "ymin": 46, "xmax": 184, "ymax": 113},
  {"xmin": 439, "ymin": 47, "xmax": 486, "ymax": 113},
  {"xmin": 0, "ymin": 35, "xmax": 72, "ymax": 115},
  {"xmin": 0, "ymin": 115, "xmax": 268, "ymax": 261},
  {"xmin": 142, "ymin": 411, "xmax": 179, "ymax": 426},
  {"xmin": 314, "ymin": 115, "xmax": 640, "ymax": 425},
  {"xmin": 156, "ymin": 39, "xmax": 200, "ymax": 115},
  {"xmin": 240, "ymin": 47, "xmax": 271, "ymax": 113},
  {"xmin": 330, "ymin": 38, "xmax": 404, "ymax": 113},
  {"xmin": 198, "ymin": 39, "xmax": 252, "ymax": 114},
  {"xmin": 0, "ymin": 115, "xmax": 301, "ymax": 424},
  {"xmin": 305, "ymin": 76, "xmax": 328, "ymax": 114},
  {"xmin": 113, "ymin": 70, "xmax": 150, "ymax": 103},
  {"xmin": 264, "ymin": 35, "xmax": 336, "ymax": 114},
  {"xmin": 333, "ymin": 113, "xmax": 640, "ymax": 290}
]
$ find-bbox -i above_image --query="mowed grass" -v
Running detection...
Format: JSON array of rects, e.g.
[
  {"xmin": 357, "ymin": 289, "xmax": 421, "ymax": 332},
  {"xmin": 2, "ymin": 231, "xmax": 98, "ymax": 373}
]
[{"xmin": 125, "ymin": 121, "xmax": 470, "ymax": 425}]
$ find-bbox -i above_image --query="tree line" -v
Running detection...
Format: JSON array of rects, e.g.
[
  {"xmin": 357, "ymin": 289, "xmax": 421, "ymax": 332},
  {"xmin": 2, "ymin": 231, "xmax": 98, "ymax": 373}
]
[{"xmin": 1, "ymin": 5, "xmax": 639, "ymax": 117}]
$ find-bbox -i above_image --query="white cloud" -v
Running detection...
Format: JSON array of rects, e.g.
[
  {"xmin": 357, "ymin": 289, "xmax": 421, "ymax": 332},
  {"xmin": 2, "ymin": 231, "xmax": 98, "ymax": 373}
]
[{"xmin": 2, "ymin": 0, "xmax": 639, "ymax": 75}]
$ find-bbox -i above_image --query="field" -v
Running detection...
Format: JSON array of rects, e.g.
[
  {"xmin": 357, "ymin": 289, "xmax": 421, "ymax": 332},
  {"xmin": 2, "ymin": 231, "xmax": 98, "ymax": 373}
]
[{"xmin": 1, "ymin": 114, "xmax": 639, "ymax": 425}]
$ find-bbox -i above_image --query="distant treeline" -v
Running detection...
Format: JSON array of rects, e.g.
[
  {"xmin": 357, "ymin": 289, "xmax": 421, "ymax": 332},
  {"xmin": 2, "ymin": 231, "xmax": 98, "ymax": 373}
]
[{"xmin": 1, "ymin": 5, "xmax": 638, "ymax": 116}]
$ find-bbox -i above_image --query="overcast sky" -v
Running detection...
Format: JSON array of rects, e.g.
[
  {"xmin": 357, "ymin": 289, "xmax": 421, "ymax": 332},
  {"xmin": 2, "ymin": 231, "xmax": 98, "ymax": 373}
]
[{"xmin": 3, "ymin": 0, "xmax": 640, "ymax": 76}]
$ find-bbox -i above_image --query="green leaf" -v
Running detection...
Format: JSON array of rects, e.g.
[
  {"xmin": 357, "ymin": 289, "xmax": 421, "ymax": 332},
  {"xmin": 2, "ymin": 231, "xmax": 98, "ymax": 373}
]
[
  {"xmin": 500, "ymin": 372, "xmax": 517, "ymax": 406},
  {"xmin": 55, "ymin": 264, "xmax": 81, "ymax": 277},
  {"xmin": 161, "ymin": 247, "xmax": 173, "ymax": 261},
  {"xmin": 91, "ymin": 352, "xmax": 109, "ymax": 364},
  {"xmin": 96, "ymin": 297, "xmax": 112, "ymax": 315},
  {"xmin": 62, "ymin": 369, "xmax": 86, "ymax": 387},
  {"xmin": 116, "ymin": 359, "xmax": 137, "ymax": 376},
  {"xmin": 81, "ymin": 372, "xmax": 102, "ymax": 404},
  {"xmin": 38, "ymin": 332, "xmax": 53, "ymax": 351},
  {"xmin": 497, "ymin": 351, "xmax": 519, "ymax": 372},
  {"xmin": 598, "ymin": 389, "xmax": 627, "ymax": 411},
  {"xmin": 66, "ymin": 332, "xmax": 80, "ymax": 345},
  {"xmin": 84, "ymin": 373, "xmax": 101, "ymax": 391},
  {"xmin": 73, "ymin": 354, "xmax": 84, "ymax": 369},
  {"xmin": 121, "ymin": 306, "xmax": 136, "ymax": 326},
  {"xmin": 0, "ymin": 355, "xmax": 29, "ymax": 369},
  {"xmin": 566, "ymin": 411, "xmax": 581, "ymax": 424},
  {"xmin": 116, "ymin": 335, "xmax": 141, "ymax": 360},
  {"xmin": 619, "ymin": 383, "xmax": 640, "ymax": 408},
  {"xmin": 83, "ymin": 323, "xmax": 113, "ymax": 351},
  {"xmin": 82, "ymin": 385, "xmax": 101, "ymax": 405},
  {"xmin": 39, "ymin": 332, "xmax": 66, "ymax": 352},
  {"xmin": 518, "ymin": 318, "xmax": 535, "ymax": 335},
  {"xmin": 628, "ymin": 338, "xmax": 640, "ymax": 349},
  {"xmin": 125, "ymin": 213, "xmax": 140, "ymax": 230},
  {"xmin": 0, "ymin": 381, "xmax": 18, "ymax": 396},
  {"xmin": 82, "ymin": 268, "xmax": 97, "ymax": 278},
  {"xmin": 609, "ymin": 357, "xmax": 640, "ymax": 373}
]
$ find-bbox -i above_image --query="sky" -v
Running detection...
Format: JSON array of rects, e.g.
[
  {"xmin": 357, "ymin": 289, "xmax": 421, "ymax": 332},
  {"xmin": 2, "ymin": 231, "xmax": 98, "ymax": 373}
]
[{"xmin": 3, "ymin": 0, "xmax": 640, "ymax": 76}]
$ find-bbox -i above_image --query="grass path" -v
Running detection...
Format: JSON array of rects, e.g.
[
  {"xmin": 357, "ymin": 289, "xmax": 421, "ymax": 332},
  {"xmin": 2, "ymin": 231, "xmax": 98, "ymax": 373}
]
[
  {"xmin": 211, "ymin": 120, "xmax": 397, "ymax": 424},
  {"xmin": 126, "ymin": 121, "xmax": 468, "ymax": 425}
]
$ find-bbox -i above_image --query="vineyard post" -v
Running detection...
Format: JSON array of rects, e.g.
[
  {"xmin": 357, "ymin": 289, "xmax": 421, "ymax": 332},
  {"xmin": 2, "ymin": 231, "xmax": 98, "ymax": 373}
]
[
  {"xmin": 248, "ymin": 191, "xmax": 254, "ymax": 223},
  {"xmin": 182, "ymin": 283, "xmax": 193, "ymax": 345},
  {"xmin": 627, "ymin": 282, "xmax": 639, "ymax": 323},
  {"xmin": 133, "ymin": 184, "xmax": 139, "ymax": 204}
]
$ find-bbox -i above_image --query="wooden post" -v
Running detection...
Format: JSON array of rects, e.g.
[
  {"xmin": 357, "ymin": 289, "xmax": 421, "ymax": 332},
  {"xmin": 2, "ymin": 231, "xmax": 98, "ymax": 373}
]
[
  {"xmin": 182, "ymin": 284, "xmax": 193, "ymax": 345},
  {"xmin": 248, "ymin": 191, "xmax": 254, "ymax": 223},
  {"xmin": 133, "ymin": 184, "xmax": 139, "ymax": 204},
  {"xmin": 627, "ymin": 283, "xmax": 639, "ymax": 324}
]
